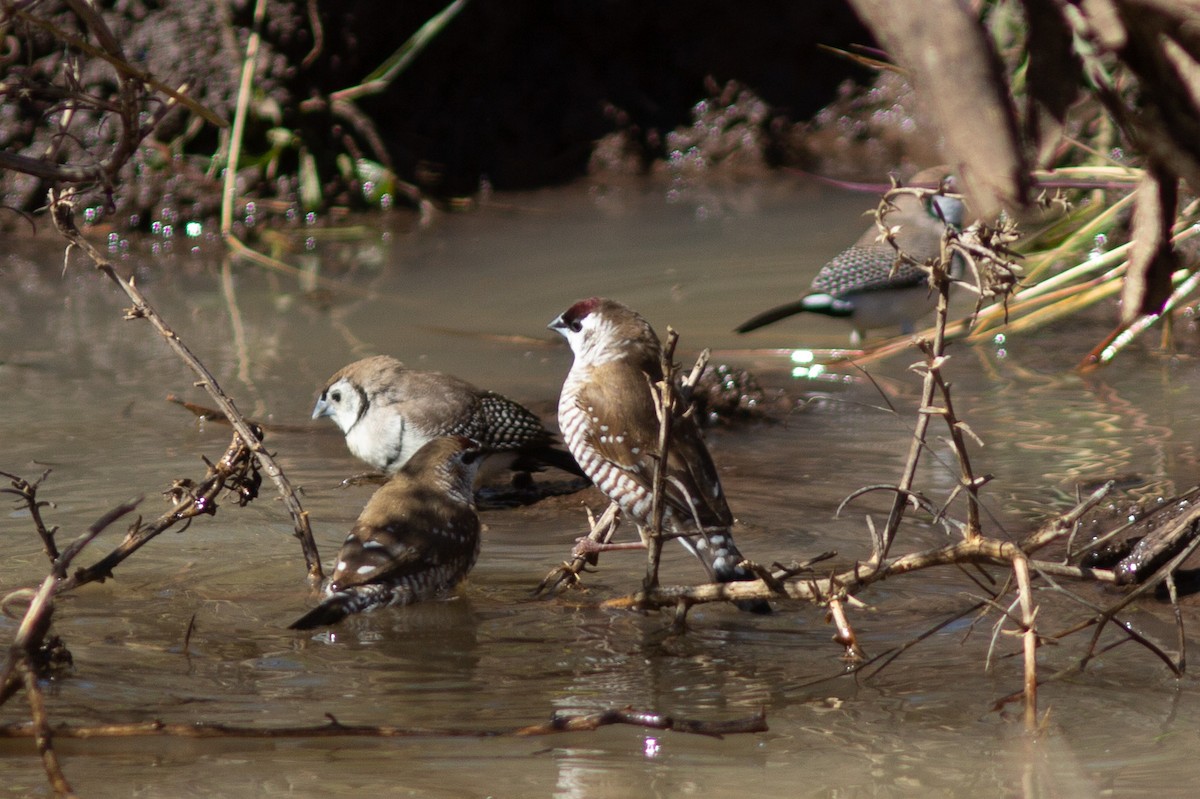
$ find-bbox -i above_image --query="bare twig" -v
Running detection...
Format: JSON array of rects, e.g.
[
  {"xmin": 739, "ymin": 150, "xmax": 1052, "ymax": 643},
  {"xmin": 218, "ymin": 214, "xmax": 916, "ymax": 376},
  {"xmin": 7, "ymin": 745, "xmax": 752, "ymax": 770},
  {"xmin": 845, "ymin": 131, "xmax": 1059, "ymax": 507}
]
[
  {"xmin": 609, "ymin": 482, "xmax": 1115, "ymax": 610},
  {"xmin": 1013, "ymin": 556, "xmax": 1039, "ymax": 730},
  {"xmin": 0, "ymin": 470, "xmax": 60, "ymax": 562},
  {"xmin": 643, "ymin": 328, "xmax": 680, "ymax": 598},
  {"xmin": 826, "ymin": 595, "xmax": 866, "ymax": 662},
  {"xmin": 0, "ymin": 707, "xmax": 767, "ymax": 741},
  {"xmin": 57, "ymin": 433, "xmax": 257, "ymax": 593},
  {"xmin": 50, "ymin": 191, "xmax": 323, "ymax": 583}
]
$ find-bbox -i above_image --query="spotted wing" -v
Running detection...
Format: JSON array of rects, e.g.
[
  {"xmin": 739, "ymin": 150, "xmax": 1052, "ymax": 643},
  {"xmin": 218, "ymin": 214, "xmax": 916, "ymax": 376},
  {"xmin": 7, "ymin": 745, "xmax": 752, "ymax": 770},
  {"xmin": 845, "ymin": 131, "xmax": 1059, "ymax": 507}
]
[{"xmin": 576, "ymin": 361, "xmax": 733, "ymax": 530}]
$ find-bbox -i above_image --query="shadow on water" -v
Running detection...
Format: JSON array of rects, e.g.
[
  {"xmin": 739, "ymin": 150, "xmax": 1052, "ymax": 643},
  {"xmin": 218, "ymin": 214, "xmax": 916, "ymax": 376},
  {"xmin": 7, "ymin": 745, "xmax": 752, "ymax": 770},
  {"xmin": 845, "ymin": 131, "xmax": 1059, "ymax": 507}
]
[{"xmin": 3, "ymin": 177, "xmax": 1200, "ymax": 796}]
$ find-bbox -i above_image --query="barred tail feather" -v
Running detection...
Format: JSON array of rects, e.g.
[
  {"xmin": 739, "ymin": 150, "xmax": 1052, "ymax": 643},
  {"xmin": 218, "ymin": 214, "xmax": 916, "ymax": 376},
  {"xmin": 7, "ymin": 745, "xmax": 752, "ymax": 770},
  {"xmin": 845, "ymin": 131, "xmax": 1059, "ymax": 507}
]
[
  {"xmin": 288, "ymin": 584, "xmax": 411, "ymax": 630},
  {"xmin": 681, "ymin": 531, "xmax": 772, "ymax": 615}
]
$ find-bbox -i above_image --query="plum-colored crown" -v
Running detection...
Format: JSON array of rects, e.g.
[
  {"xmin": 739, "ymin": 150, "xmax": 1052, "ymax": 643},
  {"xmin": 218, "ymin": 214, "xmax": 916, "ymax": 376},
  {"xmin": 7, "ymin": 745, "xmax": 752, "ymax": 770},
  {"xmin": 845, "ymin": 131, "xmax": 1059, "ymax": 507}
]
[{"xmin": 560, "ymin": 297, "xmax": 603, "ymax": 326}]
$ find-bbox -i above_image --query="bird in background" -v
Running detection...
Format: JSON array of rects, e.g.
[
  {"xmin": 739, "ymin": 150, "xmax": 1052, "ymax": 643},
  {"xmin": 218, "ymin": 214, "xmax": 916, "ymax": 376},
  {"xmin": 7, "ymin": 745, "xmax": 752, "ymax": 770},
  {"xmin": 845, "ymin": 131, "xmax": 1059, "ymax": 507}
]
[
  {"xmin": 735, "ymin": 173, "xmax": 965, "ymax": 345},
  {"xmin": 313, "ymin": 355, "xmax": 585, "ymax": 478},
  {"xmin": 290, "ymin": 436, "xmax": 484, "ymax": 629},
  {"xmin": 549, "ymin": 297, "xmax": 770, "ymax": 613}
]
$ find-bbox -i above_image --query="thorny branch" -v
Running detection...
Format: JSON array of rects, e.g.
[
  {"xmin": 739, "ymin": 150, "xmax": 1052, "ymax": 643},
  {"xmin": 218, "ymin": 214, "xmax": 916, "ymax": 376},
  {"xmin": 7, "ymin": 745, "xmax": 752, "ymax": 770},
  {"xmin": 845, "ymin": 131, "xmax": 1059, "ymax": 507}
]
[
  {"xmin": 0, "ymin": 470, "xmax": 60, "ymax": 562},
  {"xmin": 49, "ymin": 190, "xmax": 323, "ymax": 584}
]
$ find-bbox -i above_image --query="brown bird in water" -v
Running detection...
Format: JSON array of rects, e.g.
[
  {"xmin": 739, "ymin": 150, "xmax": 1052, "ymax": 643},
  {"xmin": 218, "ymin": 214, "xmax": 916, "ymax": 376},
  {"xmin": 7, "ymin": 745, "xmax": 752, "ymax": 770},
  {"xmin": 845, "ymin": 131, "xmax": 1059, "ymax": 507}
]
[
  {"xmin": 549, "ymin": 297, "xmax": 769, "ymax": 613},
  {"xmin": 312, "ymin": 355, "xmax": 584, "ymax": 478},
  {"xmin": 290, "ymin": 436, "xmax": 484, "ymax": 629}
]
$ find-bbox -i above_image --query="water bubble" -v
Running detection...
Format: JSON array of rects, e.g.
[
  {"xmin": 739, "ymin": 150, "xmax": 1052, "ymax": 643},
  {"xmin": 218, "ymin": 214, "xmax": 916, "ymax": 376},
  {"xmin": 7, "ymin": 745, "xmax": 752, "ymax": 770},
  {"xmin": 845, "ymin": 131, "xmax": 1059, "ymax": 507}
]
[
  {"xmin": 380, "ymin": 193, "xmax": 393, "ymax": 211},
  {"xmin": 107, "ymin": 232, "xmax": 119, "ymax": 252},
  {"xmin": 161, "ymin": 224, "xmax": 173, "ymax": 239},
  {"xmin": 185, "ymin": 221, "xmax": 202, "ymax": 238},
  {"xmin": 305, "ymin": 212, "xmax": 317, "ymax": 226},
  {"xmin": 84, "ymin": 207, "xmax": 98, "ymax": 224},
  {"xmin": 150, "ymin": 221, "xmax": 162, "ymax": 236},
  {"xmin": 305, "ymin": 236, "xmax": 316, "ymax": 251}
]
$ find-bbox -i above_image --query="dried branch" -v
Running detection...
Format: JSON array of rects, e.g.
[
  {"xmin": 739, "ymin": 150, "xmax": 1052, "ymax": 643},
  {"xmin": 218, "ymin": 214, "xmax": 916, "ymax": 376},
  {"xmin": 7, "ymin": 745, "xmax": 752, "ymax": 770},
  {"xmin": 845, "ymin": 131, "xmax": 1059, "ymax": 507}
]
[
  {"xmin": 49, "ymin": 191, "xmax": 323, "ymax": 583},
  {"xmin": 642, "ymin": 328, "xmax": 680, "ymax": 599},
  {"xmin": 610, "ymin": 482, "xmax": 1114, "ymax": 611},
  {"xmin": 0, "ymin": 469, "xmax": 60, "ymax": 562},
  {"xmin": 0, "ymin": 500, "xmax": 136, "ymax": 795},
  {"xmin": 56, "ymin": 432, "xmax": 259, "ymax": 593},
  {"xmin": 1013, "ymin": 556, "xmax": 1039, "ymax": 730},
  {"xmin": 0, "ymin": 707, "xmax": 767, "ymax": 741}
]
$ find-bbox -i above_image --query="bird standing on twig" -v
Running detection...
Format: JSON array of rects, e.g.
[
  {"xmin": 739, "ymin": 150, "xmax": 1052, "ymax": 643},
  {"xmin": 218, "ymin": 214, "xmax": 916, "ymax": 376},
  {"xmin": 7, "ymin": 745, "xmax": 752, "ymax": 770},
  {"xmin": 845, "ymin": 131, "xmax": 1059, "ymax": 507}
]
[
  {"xmin": 736, "ymin": 179, "xmax": 964, "ymax": 345},
  {"xmin": 312, "ymin": 355, "xmax": 584, "ymax": 478},
  {"xmin": 549, "ymin": 297, "xmax": 769, "ymax": 613},
  {"xmin": 290, "ymin": 436, "xmax": 484, "ymax": 629}
]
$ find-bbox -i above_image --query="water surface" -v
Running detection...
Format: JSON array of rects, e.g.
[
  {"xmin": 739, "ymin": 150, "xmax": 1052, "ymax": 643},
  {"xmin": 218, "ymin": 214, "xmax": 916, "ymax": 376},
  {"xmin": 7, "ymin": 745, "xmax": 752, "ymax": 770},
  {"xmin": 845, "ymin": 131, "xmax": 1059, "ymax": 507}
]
[{"xmin": 2, "ymin": 178, "xmax": 1199, "ymax": 797}]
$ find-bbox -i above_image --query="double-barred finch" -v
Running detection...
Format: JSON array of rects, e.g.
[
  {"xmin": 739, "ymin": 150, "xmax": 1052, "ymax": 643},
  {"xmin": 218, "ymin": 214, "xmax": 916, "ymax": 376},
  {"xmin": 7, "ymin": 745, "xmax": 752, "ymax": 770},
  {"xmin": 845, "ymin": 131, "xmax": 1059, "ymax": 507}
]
[
  {"xmin": 290, "ymin": 436, "xmax": 484, "ymax": 629},
  {"xmin": 736, "ymin": 177, "xmax": 965, "ymax": 345},
  {"xmin": 313, "ymin": 355, "xmax": 584, "ymax": 477},
  {"xmin": 549, "ymin": 297, "xmax": 769, "ymax": 613}
]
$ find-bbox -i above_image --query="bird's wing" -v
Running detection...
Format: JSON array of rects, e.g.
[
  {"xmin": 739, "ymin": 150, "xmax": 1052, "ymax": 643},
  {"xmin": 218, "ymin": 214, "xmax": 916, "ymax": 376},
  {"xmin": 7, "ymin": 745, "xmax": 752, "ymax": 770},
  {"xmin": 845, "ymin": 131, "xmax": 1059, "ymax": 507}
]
[
  {"xmin": 576, "ymin": 363, "xmax": 732, "ymax": 529},
  {"xmin": 475, "ymin": 392, "xmax": 554, "ymax": 450},
  {"xmin": 812, "ymin": 245, "xmax": 929, "ymax": 295},
  {"xmin": 333, "ymin": 495, "xmax": 479, "ymax": 590}
]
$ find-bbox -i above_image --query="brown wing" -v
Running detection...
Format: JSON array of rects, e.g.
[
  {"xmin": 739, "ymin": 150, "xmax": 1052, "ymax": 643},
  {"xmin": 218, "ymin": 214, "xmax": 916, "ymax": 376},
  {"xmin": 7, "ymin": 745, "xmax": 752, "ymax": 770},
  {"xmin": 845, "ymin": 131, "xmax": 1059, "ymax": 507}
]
[
  {"xmin": 577, "ymin": 361, "xmax": 732, "ymax": 529},
  {"xmin": 330, "ymin": 483, "xmax": 480, "ymax": 591}
]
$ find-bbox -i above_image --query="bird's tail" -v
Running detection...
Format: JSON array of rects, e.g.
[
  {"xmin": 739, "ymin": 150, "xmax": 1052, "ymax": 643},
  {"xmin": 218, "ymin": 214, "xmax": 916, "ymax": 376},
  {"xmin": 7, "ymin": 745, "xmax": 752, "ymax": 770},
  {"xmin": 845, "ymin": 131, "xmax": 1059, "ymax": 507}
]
[
  {"xmin": 288, "ymin": 583, "xmax": 411, "ymax": 629},
  {"xmin": 679, "ymin": 529, "xmax": 772, "ymax": 614},
  {"xmin": 736, "ymin": 295, "xmax": 858, "ymax": 333},
  {"xmin": 734, "ymin": 299, "xmax": 811, "ymax": 333}
]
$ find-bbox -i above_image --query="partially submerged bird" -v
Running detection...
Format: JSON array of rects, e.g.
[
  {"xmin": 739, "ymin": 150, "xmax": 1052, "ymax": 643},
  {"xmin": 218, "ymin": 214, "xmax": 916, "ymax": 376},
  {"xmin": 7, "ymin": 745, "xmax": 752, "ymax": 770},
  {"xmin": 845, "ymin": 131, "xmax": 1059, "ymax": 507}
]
[
  {"xmin": 290, "ymin": 436, "xmax": 484, "ymax": 629},
  {"xmin": 313, "ymin": 355, "xmax": 584, "ymax": 478},
  {"xmin": 549, "ymin": 297, "xmax": 770, "ymax": 613},
  {"xmin": 736, "ymin": 182, "xmax": 964, "ymax": 345}
]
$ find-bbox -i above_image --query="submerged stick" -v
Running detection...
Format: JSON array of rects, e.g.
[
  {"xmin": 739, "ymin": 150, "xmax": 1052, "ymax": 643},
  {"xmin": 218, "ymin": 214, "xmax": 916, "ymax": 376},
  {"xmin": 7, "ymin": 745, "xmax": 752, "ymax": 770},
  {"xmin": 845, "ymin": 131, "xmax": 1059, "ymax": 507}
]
[
  {"xmin": 1013, "ymin": 556, "xmax": 1038, "ymax": 730},
  {"xmin": 0, "ymin": 707, "xmax": 767, "ymax": 741}
]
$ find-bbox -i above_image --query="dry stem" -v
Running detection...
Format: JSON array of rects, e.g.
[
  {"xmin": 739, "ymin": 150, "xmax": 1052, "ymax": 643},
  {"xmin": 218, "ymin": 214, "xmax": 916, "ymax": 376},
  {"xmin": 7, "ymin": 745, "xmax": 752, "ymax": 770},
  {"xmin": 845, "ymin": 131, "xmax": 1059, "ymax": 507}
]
[
  {"xmin": 50, "ymin": 190, "xmax": 323, "ymax": 583},
  {"xmin": 0, "ymin": 707, "xmax": 767, "ymax": 741}
]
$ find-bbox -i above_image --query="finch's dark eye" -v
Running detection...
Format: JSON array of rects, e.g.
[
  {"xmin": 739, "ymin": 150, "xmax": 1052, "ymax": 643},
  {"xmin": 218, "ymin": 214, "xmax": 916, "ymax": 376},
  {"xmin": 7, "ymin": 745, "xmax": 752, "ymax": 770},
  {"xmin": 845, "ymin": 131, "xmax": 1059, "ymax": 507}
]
[
  {"xmin": 330, "ymin": 390, "xmax": 342, "ymax": 403},
  {"xmin": 568, "ymin": 319, "xmax": 583, "ymax": 333}
]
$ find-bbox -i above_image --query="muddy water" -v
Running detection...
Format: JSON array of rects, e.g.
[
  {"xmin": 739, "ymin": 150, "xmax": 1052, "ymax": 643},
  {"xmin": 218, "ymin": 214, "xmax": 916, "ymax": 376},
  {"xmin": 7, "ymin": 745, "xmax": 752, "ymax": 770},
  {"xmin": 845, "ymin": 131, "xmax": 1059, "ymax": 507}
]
[{"xmin": 2, "ymin": 178, "xmax": 1200, "ymax": 797}]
